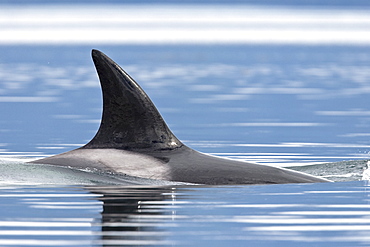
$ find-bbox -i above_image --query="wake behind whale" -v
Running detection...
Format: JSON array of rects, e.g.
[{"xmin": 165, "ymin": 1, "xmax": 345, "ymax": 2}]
[{"xmin": 30, "ymin": 50, "xmax": 329, "ymax": 185}]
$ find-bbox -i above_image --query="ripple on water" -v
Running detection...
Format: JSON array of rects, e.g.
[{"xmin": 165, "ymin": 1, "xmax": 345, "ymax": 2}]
[{"xmin": 0, "ymin": 181, "xmax": 368, "ymax": 246}]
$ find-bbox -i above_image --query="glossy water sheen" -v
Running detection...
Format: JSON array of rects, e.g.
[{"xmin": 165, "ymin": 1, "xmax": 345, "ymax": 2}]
[
  {"xmin": 0, "ymin": 181, "xmax": 369, "ymax": 246},
  {"xmin": 1, "ymin": 2, "xmax": 370, "ymax": 246},
  {"xmin": 1, "ymin": 45, "xmax": 370, "ymax": 167}
]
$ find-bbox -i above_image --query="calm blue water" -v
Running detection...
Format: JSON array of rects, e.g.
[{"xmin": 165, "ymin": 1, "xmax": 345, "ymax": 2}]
[
  {"xmin": 1, "ymin": 181, "xmax": 370, "ymax": 246},
  {"xmin": 1, "ymin": 1, "xmax": 370, "ymax": 246},
  {"xmin": 1, "ymin": 45, "xmax": 370, "ymax": 167}
]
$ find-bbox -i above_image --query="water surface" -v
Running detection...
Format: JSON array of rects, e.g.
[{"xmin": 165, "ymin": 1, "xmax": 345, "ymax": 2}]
[
  {"xmin": 1, "ymin": 181, "xmax": 370, "ymax": 246},
  {"xmin": 1, "ymin": 45, "xmax": 370, "ymax": 167},
  {"xmin": 1, "ymin": 2, "xmax": 370, "ymax": 246}
]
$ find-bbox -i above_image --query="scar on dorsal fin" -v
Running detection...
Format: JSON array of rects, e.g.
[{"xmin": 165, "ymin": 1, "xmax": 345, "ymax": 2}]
[{"xmin": 83, "ymin": 49, "xmax": 183, "ymax": 151}]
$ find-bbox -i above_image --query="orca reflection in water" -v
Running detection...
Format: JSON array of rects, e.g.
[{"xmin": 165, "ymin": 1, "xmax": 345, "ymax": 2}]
[{"xmin": 31, "ymin": 50, "xmax": 329, "ymax": 185}]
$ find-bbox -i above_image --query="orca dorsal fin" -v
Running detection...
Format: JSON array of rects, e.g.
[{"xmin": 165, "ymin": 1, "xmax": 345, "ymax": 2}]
[{"xmin": 84, "ymin": 49, "xmax": 183, "ymax": 151}]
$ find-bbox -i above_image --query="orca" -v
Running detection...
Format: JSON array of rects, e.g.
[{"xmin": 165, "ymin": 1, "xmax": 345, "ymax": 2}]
[{"xmin": 30, "ymin": 49, "xmax": 329, "ymax": 185}]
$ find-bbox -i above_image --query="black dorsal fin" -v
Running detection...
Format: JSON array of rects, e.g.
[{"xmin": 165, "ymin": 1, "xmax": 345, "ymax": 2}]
[{"xmin": 84, "ymin": 49, "xmax": 183, "ymax": 151}]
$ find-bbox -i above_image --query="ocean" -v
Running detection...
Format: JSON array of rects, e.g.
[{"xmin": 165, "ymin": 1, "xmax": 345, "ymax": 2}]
[{"xmin": 0, "ymin": 1, "xmax": 370, "ymax": 246}]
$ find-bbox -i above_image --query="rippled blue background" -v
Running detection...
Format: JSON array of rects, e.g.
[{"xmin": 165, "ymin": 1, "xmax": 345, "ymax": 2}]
[
  {"xmin": 1, "ymin": 45, "xmax": 370, "ymax": 165},
  {"xmin": 1, "ymin": 1, "xmax": 370, "ymax": 166},
  {"xmin": 1, "ymin": 1, "xmax": 370, "ymax": 246}
]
